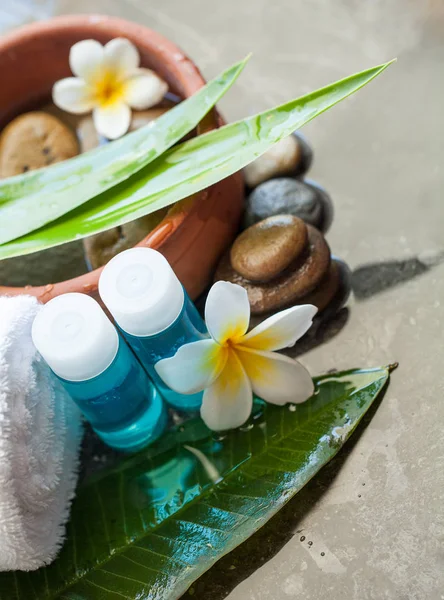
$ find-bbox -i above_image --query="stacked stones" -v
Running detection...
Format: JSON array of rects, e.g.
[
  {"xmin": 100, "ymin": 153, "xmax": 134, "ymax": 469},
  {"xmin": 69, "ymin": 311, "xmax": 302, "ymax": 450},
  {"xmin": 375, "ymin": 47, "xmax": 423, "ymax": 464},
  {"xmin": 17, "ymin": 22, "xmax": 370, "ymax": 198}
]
[
  {"xmin": 243, "ymin": 132, "xmax": 333, "ymax": 232},
  {"xmin": 215, "ymin": 132, "xmax": 350, "ymax": 316},
  {"xmin": 216, "ymin": 215, "xmax": 347, "ymax": 315}
]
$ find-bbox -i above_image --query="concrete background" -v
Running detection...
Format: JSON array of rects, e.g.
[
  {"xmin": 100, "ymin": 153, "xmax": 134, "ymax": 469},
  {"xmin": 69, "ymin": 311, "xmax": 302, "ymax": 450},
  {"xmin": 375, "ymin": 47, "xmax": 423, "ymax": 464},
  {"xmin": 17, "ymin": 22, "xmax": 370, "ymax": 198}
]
[{"xmin": 1, "ymin": 1, "xmax": 444, "ymax": 598}]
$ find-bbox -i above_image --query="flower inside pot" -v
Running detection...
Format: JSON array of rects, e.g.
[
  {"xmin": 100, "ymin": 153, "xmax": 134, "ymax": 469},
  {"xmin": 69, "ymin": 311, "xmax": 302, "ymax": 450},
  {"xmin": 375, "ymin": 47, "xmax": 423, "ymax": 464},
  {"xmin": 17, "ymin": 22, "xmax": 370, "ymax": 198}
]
[
  {"xmin": 0, "ymin": 15, "xmax": 244, "ymax": 302},
  {"xmin": 0, "ymin": 17, "xmax": 392, "ymax": 306}
]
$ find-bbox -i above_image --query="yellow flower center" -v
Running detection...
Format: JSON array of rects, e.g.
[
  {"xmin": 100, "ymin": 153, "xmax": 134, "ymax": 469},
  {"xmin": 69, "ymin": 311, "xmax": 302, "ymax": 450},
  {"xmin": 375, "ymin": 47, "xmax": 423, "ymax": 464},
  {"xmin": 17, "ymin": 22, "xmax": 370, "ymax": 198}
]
[
  {"xmin": 93, "ymin": 70, "xmax": 125, "ymax": 107},
  {"xmin": 218, "ymin": 323, "xmax": 248, "ymax": 348}
]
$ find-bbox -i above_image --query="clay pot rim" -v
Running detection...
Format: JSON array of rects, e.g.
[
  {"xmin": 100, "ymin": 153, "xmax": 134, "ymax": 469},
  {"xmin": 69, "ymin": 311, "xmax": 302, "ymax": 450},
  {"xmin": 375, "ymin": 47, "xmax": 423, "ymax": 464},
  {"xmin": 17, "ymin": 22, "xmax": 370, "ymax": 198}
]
[{"xmin": 0, "ymin": 14, "xmax": 219, "ymax": 301}]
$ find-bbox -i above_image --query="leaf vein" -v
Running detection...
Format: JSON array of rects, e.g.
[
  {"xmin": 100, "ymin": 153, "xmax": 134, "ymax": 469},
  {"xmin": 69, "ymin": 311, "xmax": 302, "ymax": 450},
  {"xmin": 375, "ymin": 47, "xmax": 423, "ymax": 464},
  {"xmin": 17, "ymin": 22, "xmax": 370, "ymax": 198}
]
[{"xmin": 84, "ymin": 577, "xmax": 132, "ymax": 599}]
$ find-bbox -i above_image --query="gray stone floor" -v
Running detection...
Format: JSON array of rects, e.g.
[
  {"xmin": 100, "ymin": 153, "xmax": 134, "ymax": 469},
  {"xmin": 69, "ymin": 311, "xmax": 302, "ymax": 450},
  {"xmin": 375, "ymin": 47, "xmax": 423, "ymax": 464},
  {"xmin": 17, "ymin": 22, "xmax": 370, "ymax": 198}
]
[{"xmin": 2, "ymin": 1, "xmax": 444, "ymax": 598}]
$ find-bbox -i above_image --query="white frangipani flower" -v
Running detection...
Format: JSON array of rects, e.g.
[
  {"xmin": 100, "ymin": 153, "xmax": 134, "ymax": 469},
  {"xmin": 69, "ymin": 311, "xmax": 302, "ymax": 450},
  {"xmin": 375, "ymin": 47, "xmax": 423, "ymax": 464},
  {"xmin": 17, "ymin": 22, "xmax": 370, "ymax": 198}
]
[
  {"xmin": 156, "ymin": 281, "xmax": 317, "ymax": 431},
  {"xmin": 52, "ymin": 38, "xmax": 168, "ymax": 140}
]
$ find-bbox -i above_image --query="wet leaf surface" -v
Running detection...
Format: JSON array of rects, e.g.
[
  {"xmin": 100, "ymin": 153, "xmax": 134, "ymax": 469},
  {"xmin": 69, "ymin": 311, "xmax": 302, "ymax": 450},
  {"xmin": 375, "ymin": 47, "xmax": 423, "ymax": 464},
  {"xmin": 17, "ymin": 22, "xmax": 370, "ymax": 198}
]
[
  {"xmin": 0, "ymin": 366, "xmax": 391, "ymax": 600},
  {"xmin": 0, "ymin": 61, "xmax": 393, "ymax": 260}
]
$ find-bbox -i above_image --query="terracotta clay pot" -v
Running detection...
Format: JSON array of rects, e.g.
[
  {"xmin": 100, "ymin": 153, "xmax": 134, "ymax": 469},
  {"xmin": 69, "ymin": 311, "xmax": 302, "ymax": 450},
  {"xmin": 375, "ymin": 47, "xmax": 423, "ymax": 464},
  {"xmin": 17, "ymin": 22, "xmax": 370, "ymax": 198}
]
[{"xmin": 0, "ymin": 15, "xmax": 244, "ymax": 302}]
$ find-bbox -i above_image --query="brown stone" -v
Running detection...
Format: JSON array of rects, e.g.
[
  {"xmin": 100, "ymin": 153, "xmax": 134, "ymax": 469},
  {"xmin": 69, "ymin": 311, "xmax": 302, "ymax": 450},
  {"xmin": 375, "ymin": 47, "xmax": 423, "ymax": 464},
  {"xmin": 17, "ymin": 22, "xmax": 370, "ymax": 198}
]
[
  {"xmin": 243, "ymin": 134, "xmax": 303, "ymax": 188},
  {"xmin": 230, "ymin": 215, "xmax": 308, "ymax": 282},
  {"xmin": 216, "ymin": 224, "xmax": 331, "ymax": 314},
  {"xmin": 299, "ymin": 259, "xmax": 341, "ymax": 312},
  {"xmin": 0, "ymin": 111, "xmax": 78, "ymax": 177},
  {"xmin": 83, "ymin": 211, "xmax": 168, "ymax": 270}
]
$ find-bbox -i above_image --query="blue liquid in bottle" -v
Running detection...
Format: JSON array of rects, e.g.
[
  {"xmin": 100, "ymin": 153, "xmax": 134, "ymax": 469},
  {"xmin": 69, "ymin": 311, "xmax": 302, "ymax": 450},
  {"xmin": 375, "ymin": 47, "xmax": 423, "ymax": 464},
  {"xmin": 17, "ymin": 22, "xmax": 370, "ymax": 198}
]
[
  {"xmin": 99, "ymin": 248, "xmax": 208, "ymax": 412},
  {"xmin": 31, "ymin": 293, "xmax": 167, "ymax": 452},
  {"xmin": 58, "ymin": 338, "xmax": 167, "ymax": 452},
  {"xmin": 125, "ymin": 290, "xmax": 207, "ymax": 410}
]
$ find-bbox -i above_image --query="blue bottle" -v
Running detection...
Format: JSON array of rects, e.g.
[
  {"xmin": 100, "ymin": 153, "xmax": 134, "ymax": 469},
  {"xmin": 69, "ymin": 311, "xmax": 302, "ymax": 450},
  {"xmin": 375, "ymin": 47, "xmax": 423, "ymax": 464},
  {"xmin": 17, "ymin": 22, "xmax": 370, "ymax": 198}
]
[
  {"xmin": 31, "ymin": 293, "xmax": 167, "ymax": 452},
  {"xmin": 98, "ymin": 248, "xmax": 208, "ymax": 411}
]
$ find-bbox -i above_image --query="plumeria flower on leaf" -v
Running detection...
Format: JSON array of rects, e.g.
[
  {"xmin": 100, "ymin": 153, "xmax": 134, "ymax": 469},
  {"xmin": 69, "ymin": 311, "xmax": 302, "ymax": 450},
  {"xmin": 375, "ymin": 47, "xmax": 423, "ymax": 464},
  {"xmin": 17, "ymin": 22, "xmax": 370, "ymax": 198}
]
[
  {"xmin": 52, "ymin": 38, "xmax": 168, "ymax": 140},
  {"xmin": 156, "ymin": 281, "xmax": 317, "ymax": 431}
]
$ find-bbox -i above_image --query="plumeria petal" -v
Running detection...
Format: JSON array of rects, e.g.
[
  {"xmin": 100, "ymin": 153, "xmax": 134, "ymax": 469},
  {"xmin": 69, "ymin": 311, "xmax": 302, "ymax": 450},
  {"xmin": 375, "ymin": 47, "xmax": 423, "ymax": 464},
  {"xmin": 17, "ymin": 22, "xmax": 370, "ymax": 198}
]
[
  {"xmin": 241, "ymin": 304, "xmax": 317, "ymax": 351},
  {"xmin": 236, "ymin": 347, "xmax": 314, "ymax": 405},
  {"xmin": 93, "ymin": 102, "xmax": 131, "ymax": 140},
  {"xmin": 201, "ymin": 349, "xmax": 252, "ymax": 431},
  {"xmin": 69, "ymin": 39, "xmax": 104, "ymax": 83},
  {"xmin": 104, "ymin": 38, "xmax": 140, "ymax": 78},
  {"xmin": 123, "ymin": 68, "xmax": 168, "ymax": 110},
  {"xmin": 52, "ymin": 77, "xmax": 95, "ymax": 114},
  {"xmin": 155, "ymin": 339, "xmax": 227, "ymax": 395},
  {"xmin": 205, "ymin": 281, "xmax": 250, "ymax": 345}
]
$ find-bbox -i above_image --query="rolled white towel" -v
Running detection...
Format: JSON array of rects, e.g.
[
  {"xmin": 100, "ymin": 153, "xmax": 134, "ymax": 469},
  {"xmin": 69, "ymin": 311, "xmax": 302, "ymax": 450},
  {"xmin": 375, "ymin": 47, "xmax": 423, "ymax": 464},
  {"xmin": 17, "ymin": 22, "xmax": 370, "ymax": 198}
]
[{"xmin": 0, "ymin": 295, "xmax": 82, "ymax": 571}]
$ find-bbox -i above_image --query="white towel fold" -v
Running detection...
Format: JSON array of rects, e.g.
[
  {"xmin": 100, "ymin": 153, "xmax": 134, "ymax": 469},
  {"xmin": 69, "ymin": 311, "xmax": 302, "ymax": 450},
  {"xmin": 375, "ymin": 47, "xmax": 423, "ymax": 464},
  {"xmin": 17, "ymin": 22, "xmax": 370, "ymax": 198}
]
[{"xmin": 0, "ymin": 295, "xmax": 82, "ymax": 571}]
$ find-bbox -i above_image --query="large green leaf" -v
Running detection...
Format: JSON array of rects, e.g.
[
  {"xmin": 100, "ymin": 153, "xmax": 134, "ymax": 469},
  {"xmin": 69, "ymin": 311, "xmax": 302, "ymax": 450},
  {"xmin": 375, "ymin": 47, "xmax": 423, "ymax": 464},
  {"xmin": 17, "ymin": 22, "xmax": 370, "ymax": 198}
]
[
  {"xmin": 0, "ymin": 366, "xmax": 392, "ymax": 600},
  {"xmin": 0, "ymin": 60, "xmax": 394, "ymax": 260},
  {"xmin": 0, "ymin": 57, "xmax": 249, "ymax": 245}
]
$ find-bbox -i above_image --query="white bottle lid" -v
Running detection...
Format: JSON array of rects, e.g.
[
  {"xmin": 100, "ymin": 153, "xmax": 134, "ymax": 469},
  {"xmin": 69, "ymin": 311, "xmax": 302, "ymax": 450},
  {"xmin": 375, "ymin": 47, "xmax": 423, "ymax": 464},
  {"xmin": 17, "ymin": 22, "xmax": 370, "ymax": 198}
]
[
  {"xmin": 98, "ymin": 248, "xmax": 184, "ymax": 337},
  {"xmin": 32, "ymin": 293, "xmax": 119, "ymax": 382}
]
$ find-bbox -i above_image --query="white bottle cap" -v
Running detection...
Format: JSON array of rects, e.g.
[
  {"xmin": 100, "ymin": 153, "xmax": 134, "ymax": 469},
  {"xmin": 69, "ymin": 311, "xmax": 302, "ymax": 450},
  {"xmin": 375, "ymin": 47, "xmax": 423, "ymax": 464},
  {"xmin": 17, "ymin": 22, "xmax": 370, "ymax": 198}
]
[
  {"xmin": 32, "ymin": 293, "xmax": 119, "ymax": 382},
  {"xmin": 98, "ymin": 248, "xmax": 184, "ymax": 337}
]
